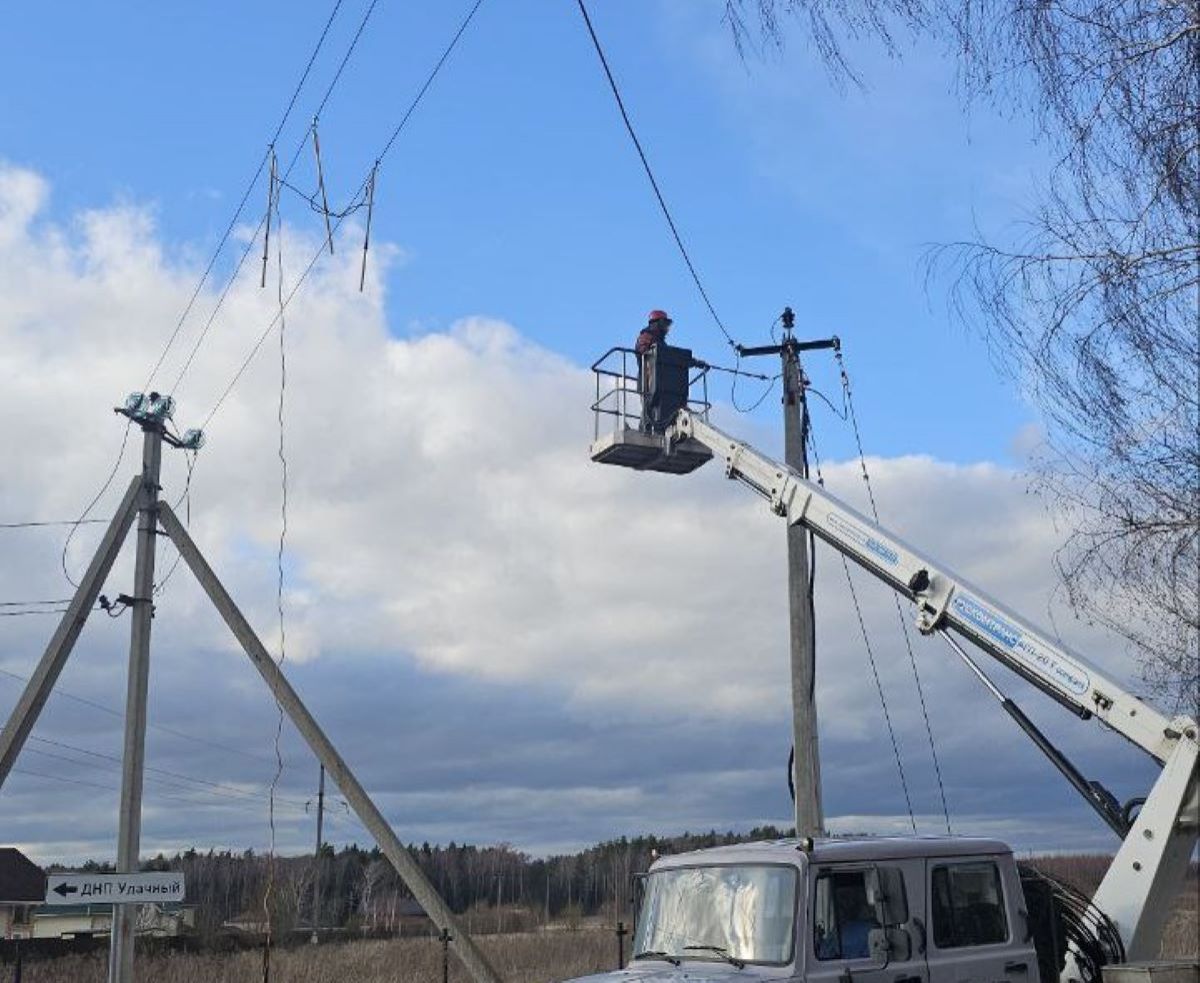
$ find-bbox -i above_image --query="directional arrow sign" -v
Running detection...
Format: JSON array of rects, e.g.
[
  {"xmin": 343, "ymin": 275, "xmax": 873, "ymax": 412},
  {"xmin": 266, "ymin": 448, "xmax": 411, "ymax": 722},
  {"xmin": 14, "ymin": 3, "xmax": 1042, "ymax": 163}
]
[{"xmin": 44, "ymin": 872, "xmax": 185, "ymax": 906}]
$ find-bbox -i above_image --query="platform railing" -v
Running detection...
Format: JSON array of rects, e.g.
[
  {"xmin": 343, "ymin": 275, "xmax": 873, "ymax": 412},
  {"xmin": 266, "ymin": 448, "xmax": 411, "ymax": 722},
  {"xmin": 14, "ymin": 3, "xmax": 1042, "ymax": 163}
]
[{"xmin": 590, "ymin": 347, "xmax": 711, "ymax": 441}]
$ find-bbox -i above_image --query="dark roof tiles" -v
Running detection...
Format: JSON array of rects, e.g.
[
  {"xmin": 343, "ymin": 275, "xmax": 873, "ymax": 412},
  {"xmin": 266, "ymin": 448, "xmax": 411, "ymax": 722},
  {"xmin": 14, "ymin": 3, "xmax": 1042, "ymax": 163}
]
[{"xmin": 0, "ymin": 848, "xmax": 46, "ymax": 904}]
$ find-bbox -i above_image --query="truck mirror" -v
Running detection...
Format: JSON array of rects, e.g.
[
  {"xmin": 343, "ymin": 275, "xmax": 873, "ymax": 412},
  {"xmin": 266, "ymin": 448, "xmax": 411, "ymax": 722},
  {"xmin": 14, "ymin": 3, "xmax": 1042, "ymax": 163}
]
[
  {"xmin": 631, "ymin": 873, "xmax": 647, "ymax": 932},
  {"xmin": 868, "ymin": 927, "xmax": 912, "ymax": 965},
  {"xmin": 865, "ymin": 867, "xmax": 909, "ymax": 927}
]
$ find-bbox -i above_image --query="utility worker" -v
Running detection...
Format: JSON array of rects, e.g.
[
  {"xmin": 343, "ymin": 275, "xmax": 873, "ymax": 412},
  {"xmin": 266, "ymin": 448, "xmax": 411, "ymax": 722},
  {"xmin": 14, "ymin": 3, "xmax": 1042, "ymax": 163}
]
[
  {"xmin": 635, "ymin": 309, "xmax": 673, "ymax": 431},
  {"xmin": 635, "ymin": 309, "xmax": 673, "ymax": 355}
]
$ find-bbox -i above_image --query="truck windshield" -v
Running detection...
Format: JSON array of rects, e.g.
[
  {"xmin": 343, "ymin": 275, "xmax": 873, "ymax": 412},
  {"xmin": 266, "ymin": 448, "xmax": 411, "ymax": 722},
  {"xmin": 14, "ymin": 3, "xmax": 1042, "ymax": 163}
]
[{"xmin": 635, "ymin": 864, "xmax": 797, "ymax": 965}]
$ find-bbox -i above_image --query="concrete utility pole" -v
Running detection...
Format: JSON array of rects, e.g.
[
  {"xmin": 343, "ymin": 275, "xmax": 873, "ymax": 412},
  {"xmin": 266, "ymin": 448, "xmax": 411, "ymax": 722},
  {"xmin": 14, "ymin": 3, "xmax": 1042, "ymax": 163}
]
[
  {"xmin": 0, "ymin": 479, "xmax": 140, "ymax": 786},
  {"xmin": 311, "ymin": 763, "xmax": 325, "ymax": 944},
  {"xmin": 158, "ymin": 503, "xmax": 504, "ymax": 983},
  {"xmin": 736, "ymin": 310, "xmax": 837, "ymax": 839},
  {"xmin": 108, "ymin": 418, "xmax": 163, "ymax": 983},
  {"xmin": 0, "ymin": 393, "xmax": 505, "ymax": 983},
  {"xmin": 781, "ymin": 333, "xmax": 822, "ymax": 837}
]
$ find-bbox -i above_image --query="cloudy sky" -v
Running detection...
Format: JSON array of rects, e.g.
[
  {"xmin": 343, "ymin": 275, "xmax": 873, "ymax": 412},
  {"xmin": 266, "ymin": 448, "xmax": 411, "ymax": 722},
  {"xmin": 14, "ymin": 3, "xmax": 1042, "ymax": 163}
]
[{"xmin": 0, "ymin": 1, "xmax": 1163, "ymax": 866}]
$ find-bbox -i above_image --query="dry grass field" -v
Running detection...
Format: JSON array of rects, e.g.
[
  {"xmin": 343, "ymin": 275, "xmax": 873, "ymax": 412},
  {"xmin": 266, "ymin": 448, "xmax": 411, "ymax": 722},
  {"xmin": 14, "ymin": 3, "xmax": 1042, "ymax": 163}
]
[
  {"xmin": 16, "ymin": 929, "xmax": 618, "ymax": 983},
  {"xmin": 15, "ymin": 912, "xmax": 1197, "ymax": 983},
  {"xmin": 12, "ymin": 860, "xmax": 1198, "ymax": 983}
]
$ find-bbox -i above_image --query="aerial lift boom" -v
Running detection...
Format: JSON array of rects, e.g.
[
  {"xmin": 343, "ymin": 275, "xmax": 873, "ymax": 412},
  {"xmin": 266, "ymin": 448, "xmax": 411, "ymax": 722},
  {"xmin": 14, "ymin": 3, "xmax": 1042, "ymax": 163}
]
[{"xmin": 665, "ymin": 410, "xmax": 1198, "ymax": 963}]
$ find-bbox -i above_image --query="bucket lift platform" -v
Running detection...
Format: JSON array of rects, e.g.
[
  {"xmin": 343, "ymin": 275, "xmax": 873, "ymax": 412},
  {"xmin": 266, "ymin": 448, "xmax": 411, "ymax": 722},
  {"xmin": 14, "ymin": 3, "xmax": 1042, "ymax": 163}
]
[
  {"xmin": 590, "ymin": 427, "xmax": 713, "ymax": 473},
  {"xmin": 589, "ymin": 346, "xmax": 713, "ymax": 475}
]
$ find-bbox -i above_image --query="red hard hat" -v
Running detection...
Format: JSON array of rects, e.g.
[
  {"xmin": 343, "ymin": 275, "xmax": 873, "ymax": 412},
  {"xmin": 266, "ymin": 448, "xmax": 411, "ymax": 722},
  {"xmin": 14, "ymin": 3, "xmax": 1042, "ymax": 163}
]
[{"xmin": 647, "ymin": 309, "xmax": 672, "ymax": 324}]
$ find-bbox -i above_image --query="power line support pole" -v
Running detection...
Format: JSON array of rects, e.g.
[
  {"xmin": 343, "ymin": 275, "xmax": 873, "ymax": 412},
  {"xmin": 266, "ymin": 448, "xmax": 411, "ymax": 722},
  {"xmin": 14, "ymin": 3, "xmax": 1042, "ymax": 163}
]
[
  {"xmin": 310, "ymin": 763, "xmax": 325, "ymax": 944},
  {"xmin": 736, "ymin": 310, "xmax": 838, "ymax": 838},
  {"xmin": 108, "ymin": 419, "xmax": 164, "ymax": 983},
  {"xmin": 157, "ymin": 502, "xmax": 505, "ymax": 983},
  {"xmin": 782, "ymin": 329, "xmax": 822, "ymax": 837},
  {"xmin": 782, "ymin": 333, "xmax": 820, "ymax": 840},
  {"xmin": 0, "ymin": 479, "xmax": 140, "ymax": 786}
]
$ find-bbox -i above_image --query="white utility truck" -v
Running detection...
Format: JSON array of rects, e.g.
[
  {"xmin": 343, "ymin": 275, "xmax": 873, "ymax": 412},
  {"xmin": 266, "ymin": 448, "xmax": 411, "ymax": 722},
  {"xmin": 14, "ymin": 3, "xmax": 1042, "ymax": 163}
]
[
  {"xmin": 607, "ymin": 835, "xmax": 1059, "ymax": 983},
  {"xmin": 583, "ymin": 378, "xmax": 1198, "ymax": 983}
]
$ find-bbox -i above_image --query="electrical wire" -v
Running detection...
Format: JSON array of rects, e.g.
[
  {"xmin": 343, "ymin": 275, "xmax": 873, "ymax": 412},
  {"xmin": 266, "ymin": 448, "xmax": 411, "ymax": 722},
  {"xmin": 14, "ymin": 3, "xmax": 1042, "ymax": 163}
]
[
  {"xmin": 574, "ymin": 0, "xmax": 739, "ymax": 353},
  {"xmin": 731, "ymin": 358, "xmax": 780, "ymax": 413},
  {"xmin": 808, "ymin": 431, "xmax": 918, "ymax": 833},
  {"xmin": 262, "ymin": 167, "xmax": 291, "ymax": 983},
  {"xmin": 277, "ymin": 175, "xmax": 367, "ymax": 220},
  {"xmin": 730, "ymin": 316, "xmax": 783, "ymax": 413},
  {"xmin": 198, "ymin": 0, "xmax": 488, "ymax": 432},
  {"xmin": 835, "ymin": 349, "xmax": 952, "ymax": 834},
  {"xmin": 60, "ymin": 421, "xmax": 134, "ymax": 589},
  {"xmin": 22, "ymin": 742, "xmax": 310, "ymax": 815},
  {"xmin": 305, "ymin": 0, "xmax": 382, "ymax": 130},
  {"xmin": 25, "ymin": 735, "xmax": 311, "ymax": 811},
  {"xmin": 153, "ymin": 448, "xmax": 197, "ymax": 597},
  {"xmin": 1018, "ymin": 863, "xmax": 1123, "ymax": 983},
  {"xmin": 374, "ymin": 0, "xmax": 488, "ymax": 162},
  {"xmin": 0, "ymin": 519, "xmax": 107, "ymax": 530},
  {"xmin": 0, "ymin": 666, "xmax": 282, "ymax": 766},
  {"xmin": 0, "ymin": 606, "xmax": 100, "ymax": 618},
  {"xmin": 168, "ymin": 0, "xmax": 383, "ymax": 401},
  {"xmin": 805, "ymin": 384, "xmax": 848, "ymax": 421},
  {"xmin": 9, "ymin": 766, "xmax": 314, "ymax": 823},
  {"xmin": 700, "ymin": 362, "xmax": 773, "ymax": 382},
  {"xmin": 140, "ymin": 0, "xmax": 348, "ymax": 393},
  {"xmin": 0, "ymin": 598, "xmax": 100, "ymax": 618}
]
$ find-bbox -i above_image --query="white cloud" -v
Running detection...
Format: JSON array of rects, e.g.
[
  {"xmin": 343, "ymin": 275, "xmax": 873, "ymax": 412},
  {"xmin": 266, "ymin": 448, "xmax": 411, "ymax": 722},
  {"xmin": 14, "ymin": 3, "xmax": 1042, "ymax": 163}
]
[{"xmin": 0, "ymin": 165, "xmax": 1157, "ymax": 857}]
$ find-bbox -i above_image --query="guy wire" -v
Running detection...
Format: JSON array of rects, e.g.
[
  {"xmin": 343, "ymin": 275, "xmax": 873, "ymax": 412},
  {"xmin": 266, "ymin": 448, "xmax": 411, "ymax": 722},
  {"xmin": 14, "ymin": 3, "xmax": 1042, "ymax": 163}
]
[
  {"xmin": 807, "ymin": 428, "xmax": 918, "ymax": 833},
  {"xmin": 836, "ymin": 349, "xmax": 951, "ymax": 833}
]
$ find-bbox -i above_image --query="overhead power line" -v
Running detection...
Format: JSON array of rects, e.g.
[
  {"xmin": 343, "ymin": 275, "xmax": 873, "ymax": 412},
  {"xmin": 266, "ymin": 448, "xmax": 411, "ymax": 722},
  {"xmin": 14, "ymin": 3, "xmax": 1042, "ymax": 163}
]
[
  {"xmin": 198, "ymin": 0, "xmax": 490, "ymax": 431},
  {"xmin": 25, "ymin": 735, "xmax": 310, "ymax": 812},
  {"xmin": 10, "ymin": 766, "xmax": 313, "ymax": 823},
  {"xmin": 141, "ymin": 0, "xmax": 349, "ymax": 393},
  {"xmin": 0, "ymin": 605, "xmax": 102, "ymax": 618},
  {"xmin": 0, "ymin": 666, "xmax": 281, "ymax": 767},
  {"xmin": 834, "ymin": 350, "xmax": 952, "ymax": 834},
  {"xmin": 60, "ymin": 421, "xmax": 134, "ymax": 589},
  {"xmin": 167, "ymin": 0, "xmax": 383, "ymax": 400},
  {"xmin": 807, "ymin": 432, "xmax": 918, "ymax": 834},
  {"xmin": 574, "ymin": 0, "xmax": 739, "ymax": 353},
  {"xmin": 0, "ymin": 519, "xmax": 107, "ymax": 530}
]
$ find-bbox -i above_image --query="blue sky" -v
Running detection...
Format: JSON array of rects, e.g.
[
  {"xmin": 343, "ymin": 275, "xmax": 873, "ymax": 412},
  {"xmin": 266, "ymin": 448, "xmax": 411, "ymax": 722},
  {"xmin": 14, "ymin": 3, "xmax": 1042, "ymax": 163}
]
[
  {"xmin": 0, "ymin": 0, "xmax": 1158, "ymax": 867},
  {"xmin": 0, "ymin": 0, "xmax": 1044, "ymax": 463}
]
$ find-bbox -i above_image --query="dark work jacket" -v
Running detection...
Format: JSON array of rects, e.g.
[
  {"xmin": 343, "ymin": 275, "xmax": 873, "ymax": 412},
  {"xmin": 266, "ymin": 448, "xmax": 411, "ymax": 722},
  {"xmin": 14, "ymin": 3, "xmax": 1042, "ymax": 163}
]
[{"xmin": 635, "ymin": 326, "xmax": 668, "ymax": 355}]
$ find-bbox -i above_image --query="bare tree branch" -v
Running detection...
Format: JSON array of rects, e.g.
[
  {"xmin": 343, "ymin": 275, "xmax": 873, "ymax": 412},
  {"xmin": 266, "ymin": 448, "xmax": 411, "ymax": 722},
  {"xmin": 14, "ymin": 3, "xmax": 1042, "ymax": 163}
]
[{"xmin": 732, "ymin": 0, "xmax": 1200, "ymax": 711}]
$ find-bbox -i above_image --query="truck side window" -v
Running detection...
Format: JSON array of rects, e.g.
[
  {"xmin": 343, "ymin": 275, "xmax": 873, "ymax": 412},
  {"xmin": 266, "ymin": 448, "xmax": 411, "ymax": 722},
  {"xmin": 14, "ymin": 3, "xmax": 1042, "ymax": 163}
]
[
  {"xmin": 813, "ymin": 871, "xmax": 886, "ymax": 961},
  {"xmin": 931, "ymin": 862, "xmax": 1008, "ymax": 949}
]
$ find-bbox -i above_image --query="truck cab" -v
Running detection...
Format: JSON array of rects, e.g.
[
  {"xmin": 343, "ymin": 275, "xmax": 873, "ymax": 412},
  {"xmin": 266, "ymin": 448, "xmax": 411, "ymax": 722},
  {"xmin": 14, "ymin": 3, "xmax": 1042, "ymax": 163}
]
[{"xmin": 567, "ymin": 837, "xmax": 1039, "ymax": 983}]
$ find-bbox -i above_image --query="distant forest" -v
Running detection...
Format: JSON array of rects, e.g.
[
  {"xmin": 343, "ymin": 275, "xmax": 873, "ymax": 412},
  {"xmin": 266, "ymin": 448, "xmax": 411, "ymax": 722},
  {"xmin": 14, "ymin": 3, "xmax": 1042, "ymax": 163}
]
[{"xmin": 57, "ymin": 826, "xmax": 799, "ymax": 940}]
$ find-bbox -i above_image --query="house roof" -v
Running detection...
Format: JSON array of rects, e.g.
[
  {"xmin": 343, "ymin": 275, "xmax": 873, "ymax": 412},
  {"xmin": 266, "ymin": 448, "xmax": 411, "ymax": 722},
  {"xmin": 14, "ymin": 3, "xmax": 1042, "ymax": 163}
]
[
  {"xmin": 395, "ymin": 897, "xmax": 426, "ymax": 918},
  {"xmin": 0, "ymin": 848, "xmax": 47, "ymax": 904}
]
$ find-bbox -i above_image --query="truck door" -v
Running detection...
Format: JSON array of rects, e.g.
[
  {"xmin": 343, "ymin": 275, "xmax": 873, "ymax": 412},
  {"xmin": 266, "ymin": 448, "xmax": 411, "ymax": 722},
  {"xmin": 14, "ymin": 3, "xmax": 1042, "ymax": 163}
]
[
  {"xmin": 805, "ymin": 861, "xmax": 927, "ymax": 983},
  {"xmin": 924, "ymin": 857, "xmax": 1038, "ymax": 983}
]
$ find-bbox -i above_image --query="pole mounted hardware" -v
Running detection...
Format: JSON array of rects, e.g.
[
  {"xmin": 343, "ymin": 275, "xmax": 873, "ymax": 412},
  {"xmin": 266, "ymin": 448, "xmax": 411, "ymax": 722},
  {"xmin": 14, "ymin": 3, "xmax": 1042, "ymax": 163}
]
[
  {"xmin": 728, "ymin": 306, "xmax": 845, "ymax": 838},
  {"xmin": 736, "ymin": 337, "xmax": 840, "ymax": 358},
  {"xmin": 116, "ymin": 392, "xmax": 174, "ymax": 427},
  {"xmin": 0, "ymin": 393, "xmax": 503, "ymax": 983},
  {"xmin": 115, "ymin": 392, "xmax": 204, "ymax": 450}
]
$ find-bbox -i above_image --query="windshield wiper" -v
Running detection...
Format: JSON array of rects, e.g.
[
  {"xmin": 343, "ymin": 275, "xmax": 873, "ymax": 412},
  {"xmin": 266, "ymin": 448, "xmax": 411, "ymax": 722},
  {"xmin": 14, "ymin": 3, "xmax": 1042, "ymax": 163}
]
[
  {"xmin": 635, "ymin": 951, "xmax": 682, "ymax": 967},
  {"xmin": 683, "ymin": 945, "xmax": 746, "ymax": 969}
]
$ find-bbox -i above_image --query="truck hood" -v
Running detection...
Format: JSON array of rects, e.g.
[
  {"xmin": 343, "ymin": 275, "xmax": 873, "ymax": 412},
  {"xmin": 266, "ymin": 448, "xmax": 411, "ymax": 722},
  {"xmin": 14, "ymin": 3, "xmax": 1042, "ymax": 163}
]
[{"xmin": 562, "ymin": 962, "xmax": 793, "ymax": 983}]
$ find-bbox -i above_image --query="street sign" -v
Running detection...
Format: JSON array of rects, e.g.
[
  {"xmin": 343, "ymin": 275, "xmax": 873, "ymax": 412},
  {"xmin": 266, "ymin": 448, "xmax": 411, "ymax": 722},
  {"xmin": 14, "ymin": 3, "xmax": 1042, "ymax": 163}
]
[{"xmin": 44, "ymin": 872, "xmax": 185, "ymax": 906}]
